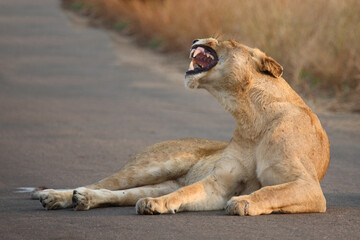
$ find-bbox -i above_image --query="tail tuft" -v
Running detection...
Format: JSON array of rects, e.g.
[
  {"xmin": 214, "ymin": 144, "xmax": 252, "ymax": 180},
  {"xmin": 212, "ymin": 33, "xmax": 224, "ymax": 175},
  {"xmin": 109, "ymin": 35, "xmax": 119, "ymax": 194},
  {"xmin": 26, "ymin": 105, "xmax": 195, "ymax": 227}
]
[{"xmin": 14, "ymin": 186, "xmax": 48, "ymax": 199}]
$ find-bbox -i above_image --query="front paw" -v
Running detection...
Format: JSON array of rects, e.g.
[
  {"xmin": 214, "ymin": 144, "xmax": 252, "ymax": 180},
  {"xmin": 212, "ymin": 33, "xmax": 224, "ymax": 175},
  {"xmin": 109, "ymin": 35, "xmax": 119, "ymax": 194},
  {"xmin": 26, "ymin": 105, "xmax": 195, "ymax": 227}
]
[
  {"xmin": 225, "ymin": 197, "xmax": 251, "ymax": 216},
  {"xmin": 136, "ymin": 198, "xmax": 176, "ymax": 215}
]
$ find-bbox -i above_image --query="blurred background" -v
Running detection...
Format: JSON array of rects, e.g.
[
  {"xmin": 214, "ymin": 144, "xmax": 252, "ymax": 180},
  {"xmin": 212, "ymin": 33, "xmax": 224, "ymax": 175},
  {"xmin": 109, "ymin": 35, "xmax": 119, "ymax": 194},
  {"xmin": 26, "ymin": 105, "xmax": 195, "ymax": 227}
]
[{"xmin": 62, "ymin": 0, "xmax": 360, "ymax": 112}]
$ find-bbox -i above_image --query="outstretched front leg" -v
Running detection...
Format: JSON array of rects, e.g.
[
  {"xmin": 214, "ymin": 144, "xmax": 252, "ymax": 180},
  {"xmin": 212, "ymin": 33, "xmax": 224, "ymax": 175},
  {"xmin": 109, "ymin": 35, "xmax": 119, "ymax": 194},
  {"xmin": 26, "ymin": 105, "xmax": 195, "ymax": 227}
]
[
  {"xmin": 136, "ymin": 180, "xmax": 214, "ymax": 214},
  {"xmin": 136, "ymin": 157, "xmax": 247, "ymax": 214}
]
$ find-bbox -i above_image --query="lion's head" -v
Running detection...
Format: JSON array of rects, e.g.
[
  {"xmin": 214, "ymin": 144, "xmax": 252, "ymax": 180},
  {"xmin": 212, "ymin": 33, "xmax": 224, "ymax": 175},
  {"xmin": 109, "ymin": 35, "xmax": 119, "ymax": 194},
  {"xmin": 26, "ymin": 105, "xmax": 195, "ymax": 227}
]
[{"xmin": 185, "ymin": 38, "xmax": 283, "ymax": 92}]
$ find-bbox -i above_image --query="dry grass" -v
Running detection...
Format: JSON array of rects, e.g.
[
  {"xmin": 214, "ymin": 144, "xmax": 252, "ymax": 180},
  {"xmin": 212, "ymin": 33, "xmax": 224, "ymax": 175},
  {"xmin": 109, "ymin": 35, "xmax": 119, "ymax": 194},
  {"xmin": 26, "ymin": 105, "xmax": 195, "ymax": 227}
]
[{"xmin": 63, "ymin": 0, "xmax": 360, "ymax": 111}]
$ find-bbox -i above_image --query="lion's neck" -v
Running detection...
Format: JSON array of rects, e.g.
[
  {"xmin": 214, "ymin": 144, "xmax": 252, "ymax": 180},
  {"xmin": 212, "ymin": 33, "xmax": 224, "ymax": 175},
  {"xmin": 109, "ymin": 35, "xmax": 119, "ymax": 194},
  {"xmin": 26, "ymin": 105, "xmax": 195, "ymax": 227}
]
[{"xmin": 206, "ymin": 87, "xmax": 264, "ymax": 141}]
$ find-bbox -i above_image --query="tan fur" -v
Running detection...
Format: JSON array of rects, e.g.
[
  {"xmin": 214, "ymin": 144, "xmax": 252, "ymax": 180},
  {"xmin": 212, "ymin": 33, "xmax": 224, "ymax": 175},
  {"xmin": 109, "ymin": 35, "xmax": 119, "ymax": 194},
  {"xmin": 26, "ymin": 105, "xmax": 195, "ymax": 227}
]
[{"xmin": 38, "ymin": 38, "xmax": 330, "ymax": 216}]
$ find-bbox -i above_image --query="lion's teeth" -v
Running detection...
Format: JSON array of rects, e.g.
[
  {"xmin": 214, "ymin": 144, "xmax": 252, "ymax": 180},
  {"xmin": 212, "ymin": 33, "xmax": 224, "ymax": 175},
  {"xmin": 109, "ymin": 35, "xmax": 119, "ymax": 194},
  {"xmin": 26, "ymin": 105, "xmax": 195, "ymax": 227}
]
[
  {"xmin": 188, "ymin": 60, "xmax": 194, "ymax": 70},
  {"xmin": 207, "ymin": 53, "xmax": 214, "ymax": 60},
  {"xmin": 189, "ymin": 49, "xmax": 195, "ymax": 58},
  {"xmin": 193, "ymin": 49, "xmax": 202, "ymax": 58}
]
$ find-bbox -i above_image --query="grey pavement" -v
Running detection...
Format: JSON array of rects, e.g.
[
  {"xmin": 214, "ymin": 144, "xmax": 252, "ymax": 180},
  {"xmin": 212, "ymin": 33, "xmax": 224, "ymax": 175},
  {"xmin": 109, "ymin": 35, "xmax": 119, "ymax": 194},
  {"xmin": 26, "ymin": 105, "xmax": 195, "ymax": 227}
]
[{"xmin": 0, "ymin": 0, "xmax": 359, "ymax": 239}]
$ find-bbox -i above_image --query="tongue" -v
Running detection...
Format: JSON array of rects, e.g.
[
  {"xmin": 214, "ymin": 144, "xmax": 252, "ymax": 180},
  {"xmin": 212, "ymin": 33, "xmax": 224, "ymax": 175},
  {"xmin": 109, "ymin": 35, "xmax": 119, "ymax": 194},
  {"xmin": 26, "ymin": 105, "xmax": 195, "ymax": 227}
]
[{"xmin": 194, "ymin": 55, "xmax": 211, "ymax": 68}]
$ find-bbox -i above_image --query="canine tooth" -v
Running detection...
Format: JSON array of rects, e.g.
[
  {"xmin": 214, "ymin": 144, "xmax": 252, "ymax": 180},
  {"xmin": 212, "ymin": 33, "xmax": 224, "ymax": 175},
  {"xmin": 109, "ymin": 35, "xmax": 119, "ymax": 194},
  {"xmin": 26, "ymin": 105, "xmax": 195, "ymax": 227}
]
[
  {"xmin": 189, "ymin": 49, "xmax": 195, "ymax": 58},
  {"xmin": 188, "ymin": 60, "xmax": 194, "ymax": 70},
  {"xmin": 193, "ymin": 49, "xmax": 202, "ymax": 58}
]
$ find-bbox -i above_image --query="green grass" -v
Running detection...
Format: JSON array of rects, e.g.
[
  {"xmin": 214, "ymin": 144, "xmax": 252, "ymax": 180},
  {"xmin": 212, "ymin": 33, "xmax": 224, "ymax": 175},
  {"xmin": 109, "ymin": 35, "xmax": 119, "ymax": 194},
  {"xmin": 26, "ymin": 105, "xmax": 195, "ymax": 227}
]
[
  {"xmin": 113, "ymin": 21, "xmax": 127, "ymax": 31},
  {"xmin": 147, "ymin": 38, "xmax": 162, "ymax": 49},
  {"xmin": 70, "ymin": 2, "xmax": 83, "ymax": 11}
]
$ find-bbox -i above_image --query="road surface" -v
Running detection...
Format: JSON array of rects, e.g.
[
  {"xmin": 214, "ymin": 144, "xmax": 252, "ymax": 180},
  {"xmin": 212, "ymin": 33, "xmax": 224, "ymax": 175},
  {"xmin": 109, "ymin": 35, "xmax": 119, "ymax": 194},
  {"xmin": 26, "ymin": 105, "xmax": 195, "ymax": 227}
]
[{"xmin": 0, "ymin": 0, "xmax": 359, "ymax": 239}]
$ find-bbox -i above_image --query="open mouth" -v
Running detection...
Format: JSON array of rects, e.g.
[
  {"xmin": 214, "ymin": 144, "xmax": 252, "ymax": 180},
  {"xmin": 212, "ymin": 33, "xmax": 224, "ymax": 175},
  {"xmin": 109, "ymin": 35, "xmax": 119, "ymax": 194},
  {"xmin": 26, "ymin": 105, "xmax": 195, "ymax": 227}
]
[{"xmin": 186, "ymin": 45, "xmax": 218, "ymax": 75}]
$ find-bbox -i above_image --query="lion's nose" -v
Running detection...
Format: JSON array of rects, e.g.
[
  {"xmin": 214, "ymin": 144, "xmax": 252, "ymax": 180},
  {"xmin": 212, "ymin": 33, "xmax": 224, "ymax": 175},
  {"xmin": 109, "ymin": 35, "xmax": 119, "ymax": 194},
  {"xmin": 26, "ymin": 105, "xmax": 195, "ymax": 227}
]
[{"xmin": 192, "ymin": 39, "xmax": 199, "ymax": 45}]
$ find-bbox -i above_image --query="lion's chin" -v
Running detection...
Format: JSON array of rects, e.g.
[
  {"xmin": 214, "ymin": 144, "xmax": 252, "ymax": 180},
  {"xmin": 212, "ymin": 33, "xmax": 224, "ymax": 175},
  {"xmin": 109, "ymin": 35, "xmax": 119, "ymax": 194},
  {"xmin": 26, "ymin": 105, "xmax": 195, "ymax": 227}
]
[{"xmin": 184, "ymin": 75, "xmax": 201, "ymax": 89}]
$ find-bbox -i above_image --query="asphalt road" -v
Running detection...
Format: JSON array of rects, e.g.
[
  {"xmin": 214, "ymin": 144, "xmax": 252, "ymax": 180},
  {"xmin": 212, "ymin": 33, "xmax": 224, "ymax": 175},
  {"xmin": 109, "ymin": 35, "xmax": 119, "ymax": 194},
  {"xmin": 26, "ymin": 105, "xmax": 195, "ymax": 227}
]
[{"xmin": 0, "ymin": 0, "xmax": 359, "ymax": 239}]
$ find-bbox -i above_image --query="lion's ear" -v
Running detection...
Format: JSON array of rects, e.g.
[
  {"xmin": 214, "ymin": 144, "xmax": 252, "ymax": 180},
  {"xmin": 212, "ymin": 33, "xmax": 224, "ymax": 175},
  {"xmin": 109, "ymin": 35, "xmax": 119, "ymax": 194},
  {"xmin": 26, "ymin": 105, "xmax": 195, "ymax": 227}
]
[{"xmin": 252, "ymin": 48, "xmax": 283, "ymax": 78}]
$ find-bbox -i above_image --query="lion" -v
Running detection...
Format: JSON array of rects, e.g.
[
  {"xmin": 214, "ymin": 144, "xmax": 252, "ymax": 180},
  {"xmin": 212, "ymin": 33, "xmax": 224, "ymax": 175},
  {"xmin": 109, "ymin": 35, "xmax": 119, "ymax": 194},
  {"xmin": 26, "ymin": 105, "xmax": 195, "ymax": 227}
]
[{"xmin": 35, "ymin": 38, "xmax": 330, "ymax": 215}]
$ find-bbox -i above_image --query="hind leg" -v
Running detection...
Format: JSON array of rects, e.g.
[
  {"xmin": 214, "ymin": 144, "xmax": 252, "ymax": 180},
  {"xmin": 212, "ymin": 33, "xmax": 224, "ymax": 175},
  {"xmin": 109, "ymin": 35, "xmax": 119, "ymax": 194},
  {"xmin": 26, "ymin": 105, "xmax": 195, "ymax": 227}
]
[
  {"xmin": 39, "ymin": 189, "xmax": 74, "ymax": 210},
  {"xmin": 72, "ymin": 180, "xmax": 180, "ymax": 211},
  {"xmin": 38, "ymin": 138, "xmax": 227, "ymax": 210},
  {"xmin": 85, "ymin": 139, "xmax": 205, "ymax": 191},
  {"xmin": 39, "ymin": 180, "xmax": 180, "ymax": 210}
]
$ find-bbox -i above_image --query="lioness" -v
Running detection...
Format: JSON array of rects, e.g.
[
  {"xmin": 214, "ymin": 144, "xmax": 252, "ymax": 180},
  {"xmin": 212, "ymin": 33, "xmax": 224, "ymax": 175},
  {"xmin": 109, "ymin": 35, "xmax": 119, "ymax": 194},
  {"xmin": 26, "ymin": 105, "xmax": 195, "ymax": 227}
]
[{"xmin": 36, "ymin": 38, "xmax": 330, "ymax": 215}]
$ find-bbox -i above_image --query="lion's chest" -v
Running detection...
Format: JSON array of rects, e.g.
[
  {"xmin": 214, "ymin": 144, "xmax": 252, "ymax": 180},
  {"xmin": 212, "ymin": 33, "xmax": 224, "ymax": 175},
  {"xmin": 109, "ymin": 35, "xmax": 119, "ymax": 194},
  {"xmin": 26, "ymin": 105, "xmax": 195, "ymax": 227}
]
[{"xmin": 256, "ymin": 160, "xmax": 285, "ymax": 187}]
